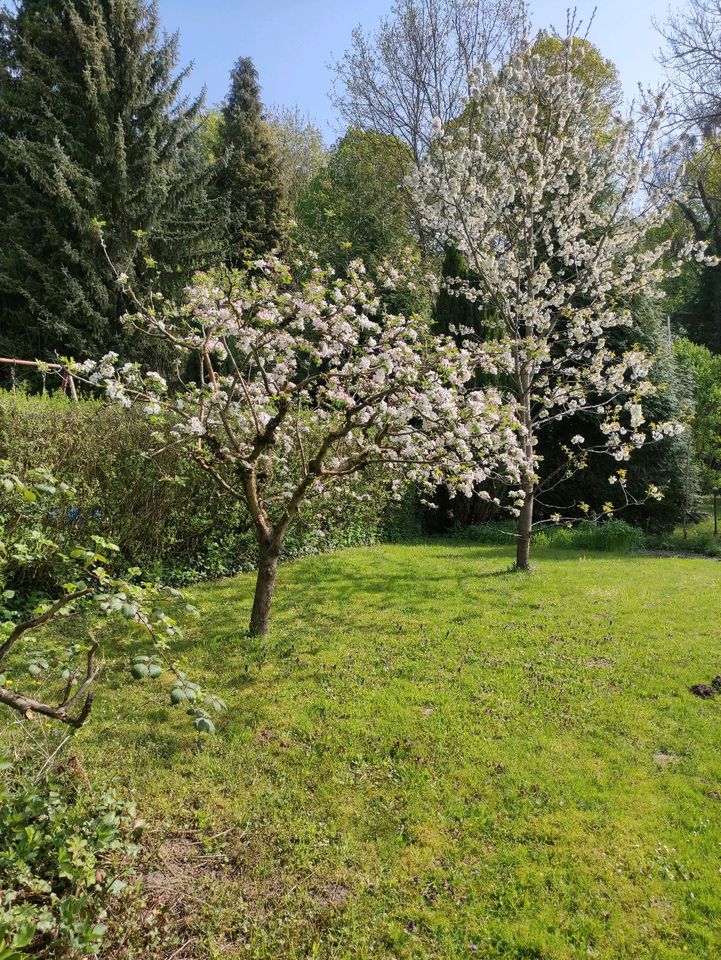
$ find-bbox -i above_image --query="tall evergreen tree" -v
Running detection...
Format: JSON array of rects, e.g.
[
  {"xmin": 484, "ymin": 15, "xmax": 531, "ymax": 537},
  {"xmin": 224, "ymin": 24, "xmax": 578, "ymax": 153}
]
[
  {"xmin": 0, "ymin": 0, "xmax": 226, "ymax": 364},
  {"xmin": 215, "ymin": 57, "xmax": 284, "ymax": 262}
]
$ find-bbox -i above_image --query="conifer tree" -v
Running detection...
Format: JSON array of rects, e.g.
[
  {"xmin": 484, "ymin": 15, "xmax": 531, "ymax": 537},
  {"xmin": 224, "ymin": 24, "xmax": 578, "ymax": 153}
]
[
  {"xmin": 0, "ymin": 0, "xmax": 226, "ymax": 364},
  {"xmin": 215, "ymin": 57, "xmax": 285, "ymax": 262}
]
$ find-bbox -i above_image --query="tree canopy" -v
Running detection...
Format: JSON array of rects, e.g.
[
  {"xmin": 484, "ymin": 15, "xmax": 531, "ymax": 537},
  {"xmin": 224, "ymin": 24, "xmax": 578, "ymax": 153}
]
[{"xmin": 0, "ymin": 0, "xmax": 225, "ymax": 365}]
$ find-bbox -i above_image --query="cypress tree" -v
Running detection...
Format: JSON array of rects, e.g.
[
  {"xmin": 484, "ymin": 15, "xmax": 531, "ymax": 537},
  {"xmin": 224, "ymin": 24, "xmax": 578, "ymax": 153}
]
[
  {"xmin": 0, "ymin": 0, "xmax": 226, "ymax": 364},
  {"xmin": 215, "ymin": 57, "xmax": 284, "ymax": 262}
]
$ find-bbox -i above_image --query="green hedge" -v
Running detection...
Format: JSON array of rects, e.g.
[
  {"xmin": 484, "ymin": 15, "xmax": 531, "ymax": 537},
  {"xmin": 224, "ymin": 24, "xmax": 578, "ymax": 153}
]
[{"xmin": 0, "ymin": 391, "xmax": 406, "ymax": 583}]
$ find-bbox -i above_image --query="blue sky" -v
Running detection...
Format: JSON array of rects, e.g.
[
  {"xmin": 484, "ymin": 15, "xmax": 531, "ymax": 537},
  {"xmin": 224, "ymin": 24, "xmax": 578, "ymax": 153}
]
[{"xmin": 158, "ymin": 0, "xmax": 672, "ymax": 141}]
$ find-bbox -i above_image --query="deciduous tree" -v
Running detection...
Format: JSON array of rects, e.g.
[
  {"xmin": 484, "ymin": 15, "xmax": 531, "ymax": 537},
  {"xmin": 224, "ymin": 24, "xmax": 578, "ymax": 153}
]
[
  {"xmin": 77, "ymin": 257, "xmax": 524, "ymax": 636},
  {"xmin": 266, "ymin": 105, "xmax": 326, "ymax": 205},
  {"xmin": 331, "ymin": 0, "xmax": 528, "ymax": 164},
  {"xmin": 411, "ymin": 37, "xmax": 698, "ymax": 568}
]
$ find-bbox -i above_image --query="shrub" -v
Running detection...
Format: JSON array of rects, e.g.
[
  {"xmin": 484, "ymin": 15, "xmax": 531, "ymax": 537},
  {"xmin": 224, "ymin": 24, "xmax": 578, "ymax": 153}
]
[
  {"xmin": 0, "ymin": 461, "xmax": 222, "ymax": 732},
  {"xmin": 0, "ymin": 391, "xmax": 403, "ymax": 584},
  {"xmin": 536, "ymin": 520, "xmax": 647, "ymax": 553},
  {"xmin": 0, "ymin": 758, "xmax": 142, "ymax": 959},
  {"xmin": 458, "ymin": 519, "xmax": 647, "ymax": 554}
]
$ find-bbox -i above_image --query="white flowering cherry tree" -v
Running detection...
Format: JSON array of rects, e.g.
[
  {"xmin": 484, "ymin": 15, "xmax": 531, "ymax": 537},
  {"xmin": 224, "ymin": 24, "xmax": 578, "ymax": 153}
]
[
  {"xmin": 410, "ymin": 37, "xmax": 702, "ymax": 569},
  {"xmin": 78, "ymin": 258, "xmax": 523, "ymax": 636}
]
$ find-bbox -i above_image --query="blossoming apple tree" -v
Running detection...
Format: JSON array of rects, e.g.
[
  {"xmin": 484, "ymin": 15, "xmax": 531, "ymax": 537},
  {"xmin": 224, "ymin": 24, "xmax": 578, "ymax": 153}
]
[
  {"xmin": 410, "ymin": 37, "xmax": 705, "ymax": 568},
  {"xmin": 77, "ymin": 258, "xmax": 524, "ymax": 636}
]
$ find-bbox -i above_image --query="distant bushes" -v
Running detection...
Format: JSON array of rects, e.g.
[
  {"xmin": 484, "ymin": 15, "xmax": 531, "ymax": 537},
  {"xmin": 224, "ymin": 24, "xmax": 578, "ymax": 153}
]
[
  {"xmin": 649, "ymin": 502, "xmax": 721, "ymax": 558},
  {"xmin": 457, "ymin": 519, "xmax": 647, "ymax": 554},
  {"xmin": 3, "ymin": 392, "xmax": 718, "ymax": 574},
  {"xmin": 457, "ymin": 516, "xmax": 721, "ymax": 557},
  {"xmin": 0, "ymin": 392, "xmax": 402, "ymax": 583}
]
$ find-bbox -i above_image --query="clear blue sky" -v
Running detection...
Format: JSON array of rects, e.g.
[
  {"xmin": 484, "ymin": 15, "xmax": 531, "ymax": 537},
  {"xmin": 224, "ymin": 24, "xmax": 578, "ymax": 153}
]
[{"xmin": 158, "ymin": 0, "xmax": 672, "ymax": 141}]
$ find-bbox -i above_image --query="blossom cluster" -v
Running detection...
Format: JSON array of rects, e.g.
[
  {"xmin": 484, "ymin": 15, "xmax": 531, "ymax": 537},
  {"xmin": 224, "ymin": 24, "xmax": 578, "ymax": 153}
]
[
  {"xmin": 74, "ymin": 258, "xmax": 527, "ymax": 538},
  {"xmin": 409, "ymin": 38, "xmax": 692, "ymax": 500}
]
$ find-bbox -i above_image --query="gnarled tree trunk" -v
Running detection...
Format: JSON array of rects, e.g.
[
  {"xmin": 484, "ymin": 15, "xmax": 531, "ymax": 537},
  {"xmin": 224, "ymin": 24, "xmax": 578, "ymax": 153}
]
[{"xmin": 249, "ymin": 535, "xmax": 283, "ymax": 637}]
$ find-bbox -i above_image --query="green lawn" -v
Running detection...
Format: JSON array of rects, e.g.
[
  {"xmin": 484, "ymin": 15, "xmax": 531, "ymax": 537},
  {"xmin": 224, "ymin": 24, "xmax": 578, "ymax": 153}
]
[{"xmin": 77, "ymin": 543, "xmax": 721, "ymax": 959}]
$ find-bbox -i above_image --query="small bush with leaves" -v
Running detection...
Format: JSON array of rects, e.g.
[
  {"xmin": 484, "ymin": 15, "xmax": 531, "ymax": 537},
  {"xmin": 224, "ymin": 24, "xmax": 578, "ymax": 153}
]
[
  {"xmin": 0, "ymin": 461, "xmax": 225, "ymax": 732},
  {"xmin": 0, "ymin": 756, "xmax": 142, "ymax": 959}
]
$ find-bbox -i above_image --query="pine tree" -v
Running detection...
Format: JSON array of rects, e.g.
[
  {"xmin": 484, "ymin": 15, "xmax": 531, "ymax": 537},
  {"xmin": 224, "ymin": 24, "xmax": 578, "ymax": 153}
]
[
  {"xmin": 0, "ymin": 0, "xmax": 226, "ymax": 364},
  {"xmin": 215, "ymin": 57, "xmax": 285, "ymax": 262}
]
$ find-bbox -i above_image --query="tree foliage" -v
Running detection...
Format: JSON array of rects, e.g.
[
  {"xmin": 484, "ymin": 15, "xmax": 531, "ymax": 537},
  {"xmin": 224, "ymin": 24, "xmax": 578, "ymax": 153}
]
[
  {"xmin": 295, "ymin": 128, "xmax": 420, "ymax": 293},
  {"xmin": 266, "ymin": 105, "xmax": 326, "ymax": 205},
  {"xmin": 412, "ymin": 37, "xmax": 697, "ymax": 566},
  {"xmin": 214, "ymin": 57, "xmax": 285, "ymax": 262},
  {"xmin": 675, "ymin": 337, "xmax": 721, "ymax": 489},
  {"xmin": 0, "ymin": 0, "xmax": 225, "ymax": 365},
  {"xmin": 76, "ymin": 255, "xmax": 524, "ymax": 636}
]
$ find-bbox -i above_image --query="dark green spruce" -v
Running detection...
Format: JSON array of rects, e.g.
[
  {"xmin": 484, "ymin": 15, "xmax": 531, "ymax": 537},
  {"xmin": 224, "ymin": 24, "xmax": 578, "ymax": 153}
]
[
  {"xmin": 0, "ymin": 0, "xmax": 226, "ymax": 364},
  {"xmin": 214, "ymin": 56, "xmax": 285, "ymax": 263}
]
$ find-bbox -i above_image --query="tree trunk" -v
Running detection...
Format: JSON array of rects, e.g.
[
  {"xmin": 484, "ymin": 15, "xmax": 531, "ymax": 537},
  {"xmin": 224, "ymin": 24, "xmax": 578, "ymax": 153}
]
[
  {"xmin": 249, "ymin": 538, "xmax": 282, "ymax": 637},
  {"xmin": 516, "ymin": 383, "xmax": 535, "ymax": 571},
  {"xmin": 515, "ymin": 484, "xmax": 534, "ymax": 570}
]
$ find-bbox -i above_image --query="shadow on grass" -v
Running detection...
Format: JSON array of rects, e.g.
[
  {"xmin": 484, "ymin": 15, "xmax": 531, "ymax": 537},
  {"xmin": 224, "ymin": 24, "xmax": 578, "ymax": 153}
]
[{"xmin": 112, "ymin": 543, "xmax": 652, "ymax": 685}]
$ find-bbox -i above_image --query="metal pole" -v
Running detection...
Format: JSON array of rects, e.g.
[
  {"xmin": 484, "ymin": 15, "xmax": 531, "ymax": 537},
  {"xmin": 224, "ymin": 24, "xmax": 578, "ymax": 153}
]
[
  {"xmin": 0, "ymin": 357, "xmax": 78, "ymax": 400},
  {"xmin": 0, "ymin": 357, "xmax": 62, "ymax": 369}
]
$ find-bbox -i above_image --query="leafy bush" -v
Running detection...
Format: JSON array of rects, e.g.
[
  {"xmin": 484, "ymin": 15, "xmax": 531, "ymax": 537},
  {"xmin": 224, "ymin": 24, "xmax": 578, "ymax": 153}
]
[
  {"xmin": 382, "ymin": 486, "xmax": 424, "ymax": 543},
  {"xmin": 0, "ymin": 760, "xmax": 142, "ymax": 959},
  {"xmin": 534, "ymin": 520, "xmax": 647, "ymax": 553},
  {"xmin": 0, "ymin": 460, "xmax": 223, "ymax": 731},
  {"xmin": 649, "ymin": 501, "xmax": 721, "ymax": 558},
  {"xmin": 0, "ymin": 392, "xmax": 403, "ymax": 584}
]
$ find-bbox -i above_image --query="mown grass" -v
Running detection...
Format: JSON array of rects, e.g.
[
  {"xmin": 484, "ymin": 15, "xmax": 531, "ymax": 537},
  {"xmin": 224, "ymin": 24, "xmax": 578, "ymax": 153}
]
[{"xmin": 73, "ymin": 542, "xmax": 721, "ymax": 959}]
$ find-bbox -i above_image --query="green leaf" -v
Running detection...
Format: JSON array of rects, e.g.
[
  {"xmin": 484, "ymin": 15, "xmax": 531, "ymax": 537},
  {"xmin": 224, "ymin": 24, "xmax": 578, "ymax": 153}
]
[
  {"xmin": 11, "ymin": 922, "xmax": 35, "ymax": 949},
  {"xmin": 194, "ymin": 716, "xmax": 215, "ymax": 734},
  {"xmin": 130, "ymin": 663, "xmax": 149, "ymax": 680},
  {"xmin": 34, "ymin": 483, "xmax": 56, "ymax": 495}
]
